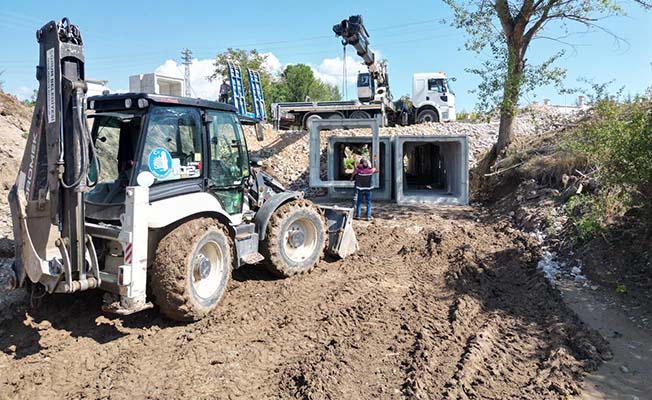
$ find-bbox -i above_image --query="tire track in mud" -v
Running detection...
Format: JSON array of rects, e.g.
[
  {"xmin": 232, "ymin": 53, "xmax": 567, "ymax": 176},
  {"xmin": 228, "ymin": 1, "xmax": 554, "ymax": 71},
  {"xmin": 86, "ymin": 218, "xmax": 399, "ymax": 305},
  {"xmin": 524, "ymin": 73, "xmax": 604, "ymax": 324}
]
[{"xmin": 0, "ymin": 211, "xmax": 608, "ymax": 399}]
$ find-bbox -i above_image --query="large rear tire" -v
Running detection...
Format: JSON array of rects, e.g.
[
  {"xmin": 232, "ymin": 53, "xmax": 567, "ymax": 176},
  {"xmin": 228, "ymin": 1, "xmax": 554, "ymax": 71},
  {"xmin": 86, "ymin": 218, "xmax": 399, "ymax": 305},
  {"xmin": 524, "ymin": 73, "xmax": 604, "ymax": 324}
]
[
  {"xmin": 261, "ymin": 200, "xmax": 326, "ymax": 277},
  {"xmin": 350, "ymin": 110, "xmax": 372, "ymax": 119},
  {"xmin": 151, "ymin": 218, "xmax": 232, "ymax": 321}
]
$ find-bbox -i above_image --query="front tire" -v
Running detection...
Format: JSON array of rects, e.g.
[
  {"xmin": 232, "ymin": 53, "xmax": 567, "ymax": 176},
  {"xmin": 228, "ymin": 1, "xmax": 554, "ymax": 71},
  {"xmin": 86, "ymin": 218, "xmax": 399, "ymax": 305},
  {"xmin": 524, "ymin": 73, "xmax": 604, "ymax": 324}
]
[
  {"xmin": 261, "ymin": 200, "xmax": 326, "ymax": 277},
  {"xmin": 417, "ymin": 109, "xmax": 440, "ymax": 123},
  {"xmin": 151, "ymin": 218, "xmax": 232, "ymax": 321}
]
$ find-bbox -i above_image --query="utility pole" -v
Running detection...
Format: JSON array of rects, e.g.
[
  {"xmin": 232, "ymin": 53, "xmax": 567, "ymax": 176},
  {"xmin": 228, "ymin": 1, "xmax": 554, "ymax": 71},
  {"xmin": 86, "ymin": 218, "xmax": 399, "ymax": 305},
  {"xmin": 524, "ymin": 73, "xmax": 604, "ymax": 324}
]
[{"xmin": 181, "ymin": 48, "xmax": 192, "ymax": 97}]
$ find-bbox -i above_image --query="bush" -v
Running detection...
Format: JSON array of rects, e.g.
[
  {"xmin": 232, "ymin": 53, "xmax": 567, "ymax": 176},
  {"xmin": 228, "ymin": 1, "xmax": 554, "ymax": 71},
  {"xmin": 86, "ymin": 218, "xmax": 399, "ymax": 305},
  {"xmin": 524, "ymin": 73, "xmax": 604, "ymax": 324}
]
[
  {"xmin": 564, "ymin": 194, "xmax": 604, "ymax": 242},
  {"xmin": 569, "ymin": 99, "xmax": 652, "ymax": 198}
]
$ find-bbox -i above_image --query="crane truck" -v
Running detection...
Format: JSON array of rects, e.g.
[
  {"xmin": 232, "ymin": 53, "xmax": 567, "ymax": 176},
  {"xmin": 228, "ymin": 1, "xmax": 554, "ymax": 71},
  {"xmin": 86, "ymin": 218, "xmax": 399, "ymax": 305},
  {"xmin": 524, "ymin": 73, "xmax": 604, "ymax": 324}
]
[
  {"xmin": 271, "ymin": 15, "xmax": 457, "ymax": 130},
  {"xmin": 5, "ymin": 18, "xmax": 357, "ymax": 322}
]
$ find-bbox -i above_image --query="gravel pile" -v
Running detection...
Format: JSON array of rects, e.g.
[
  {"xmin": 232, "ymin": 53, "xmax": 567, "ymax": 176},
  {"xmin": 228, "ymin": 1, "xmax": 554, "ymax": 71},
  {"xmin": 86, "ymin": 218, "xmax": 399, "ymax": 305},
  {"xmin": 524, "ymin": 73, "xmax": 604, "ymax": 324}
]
[{"xmin": 245, "ymin": 106, "xmax": 584, "ymax": 196}]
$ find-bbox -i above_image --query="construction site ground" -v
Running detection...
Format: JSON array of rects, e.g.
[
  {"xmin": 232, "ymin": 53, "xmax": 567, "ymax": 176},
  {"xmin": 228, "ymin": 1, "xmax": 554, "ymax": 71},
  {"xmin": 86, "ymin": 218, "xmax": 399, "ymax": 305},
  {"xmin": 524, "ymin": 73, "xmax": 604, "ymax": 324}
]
[
  {"xmin": 0, "ymin": 203, "xmax": 608, "ymax": 399},
  {"xmin": 0, "ymin": 93, "xmax": 649, "ymax": 399}
]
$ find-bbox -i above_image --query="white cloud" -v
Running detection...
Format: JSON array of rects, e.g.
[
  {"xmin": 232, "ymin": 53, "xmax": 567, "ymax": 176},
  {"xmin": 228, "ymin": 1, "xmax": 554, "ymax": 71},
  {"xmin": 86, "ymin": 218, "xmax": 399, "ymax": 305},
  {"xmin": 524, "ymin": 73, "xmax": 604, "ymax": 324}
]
[
  {"xmin": 155, "ymin": 58, "xmax": 220, "ymax": 100},
  {"xmin": 13, "ymin": 86, "xmax": 34, "ymax": 101},
  {"xmin": 149, "ymin": 52, "xmax": 376, "ymax": 101},
  {"xmin": 262, "ymin": 52, "xmax": 282, "ymax": 75},
  {"xmin": 309, "ymin": 55, "xmax": 365, "ymax": 99}
]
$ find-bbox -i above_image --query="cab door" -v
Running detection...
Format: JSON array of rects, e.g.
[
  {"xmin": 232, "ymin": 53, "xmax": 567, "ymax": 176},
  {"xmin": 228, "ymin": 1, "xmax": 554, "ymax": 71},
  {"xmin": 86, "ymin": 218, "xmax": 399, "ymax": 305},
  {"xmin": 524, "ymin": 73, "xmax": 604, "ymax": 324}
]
[
  {"xmin": 427, "ymin": 78, "xmax": 454, "ymax": 119},
  {"xmin": 205, "ymin": 110, "xmax": 250, "ymax": 215}
]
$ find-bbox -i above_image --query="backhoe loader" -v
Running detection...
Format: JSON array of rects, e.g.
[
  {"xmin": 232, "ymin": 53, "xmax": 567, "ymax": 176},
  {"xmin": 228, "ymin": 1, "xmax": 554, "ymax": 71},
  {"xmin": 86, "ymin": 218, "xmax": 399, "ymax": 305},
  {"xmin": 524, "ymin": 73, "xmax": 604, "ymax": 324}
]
[{"xmin": 6, "ymin": 18, "xmax": 357, "ymax": 321}]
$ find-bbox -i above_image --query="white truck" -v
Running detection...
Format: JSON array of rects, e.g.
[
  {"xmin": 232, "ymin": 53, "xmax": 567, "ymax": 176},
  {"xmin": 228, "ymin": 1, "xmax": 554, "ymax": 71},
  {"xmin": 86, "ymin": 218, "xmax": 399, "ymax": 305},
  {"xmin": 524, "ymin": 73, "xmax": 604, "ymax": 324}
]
[{"xmin": 271, "ymin": 16, "xmax": 456, "ymax": 130}]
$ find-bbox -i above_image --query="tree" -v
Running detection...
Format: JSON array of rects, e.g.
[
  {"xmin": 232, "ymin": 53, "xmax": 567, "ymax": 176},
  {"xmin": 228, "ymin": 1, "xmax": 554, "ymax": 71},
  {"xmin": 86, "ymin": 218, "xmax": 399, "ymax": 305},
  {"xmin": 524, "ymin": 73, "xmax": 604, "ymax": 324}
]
[
  {"xmin": 278, "ymin": 64, "xmax": 341, "ymax": 102},
  {"xmin": 211, "ymin": 50, "xmax": 341, "ymax": 117},
  {"xmin": 210, "ymin": 48, "xmax": 274, "ymax": 111},
  {"xmin": 444, "ymin": 0, "xmax": 651, "ymax": 171}
]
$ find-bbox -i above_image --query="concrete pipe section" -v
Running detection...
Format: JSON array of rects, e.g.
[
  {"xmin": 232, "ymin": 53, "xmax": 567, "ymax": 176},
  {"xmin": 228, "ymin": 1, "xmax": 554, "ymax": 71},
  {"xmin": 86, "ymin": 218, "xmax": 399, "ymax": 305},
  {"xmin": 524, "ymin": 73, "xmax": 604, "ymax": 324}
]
[
  {"xmin": 326, "ymin": 135, "xmax": 392, "ymax": 201},
  {"xmin": 394, "ymin": 136, "xmax": 469, "ymax": 206}
]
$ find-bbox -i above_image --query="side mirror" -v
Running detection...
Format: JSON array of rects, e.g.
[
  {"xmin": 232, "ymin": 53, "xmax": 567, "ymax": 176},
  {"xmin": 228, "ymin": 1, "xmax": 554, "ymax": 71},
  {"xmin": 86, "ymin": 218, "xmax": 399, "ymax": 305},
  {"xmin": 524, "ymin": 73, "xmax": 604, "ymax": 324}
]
[{"xmin": 255, "ymin": 122, "xmax": 265, "ymax": 142}]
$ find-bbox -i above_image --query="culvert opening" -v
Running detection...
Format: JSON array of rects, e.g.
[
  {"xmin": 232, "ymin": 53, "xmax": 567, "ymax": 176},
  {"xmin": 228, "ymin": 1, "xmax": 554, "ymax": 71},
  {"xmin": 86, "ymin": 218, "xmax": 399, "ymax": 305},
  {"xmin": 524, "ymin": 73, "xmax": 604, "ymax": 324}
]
[
  {"xmin": 401, "ymin": 141, "xmax": 462, "ymax": 196},
  {"xmin": 334, "ymin": 141, "xmax": 387, "ymax": 191}
]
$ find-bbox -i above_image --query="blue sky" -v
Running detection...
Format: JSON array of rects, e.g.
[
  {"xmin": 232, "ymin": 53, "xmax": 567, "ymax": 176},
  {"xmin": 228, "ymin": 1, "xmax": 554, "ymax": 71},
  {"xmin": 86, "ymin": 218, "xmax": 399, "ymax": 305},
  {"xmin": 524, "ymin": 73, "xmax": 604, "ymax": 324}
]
[{"xmin": 1, "ymin": 0, "xmax": 651, "ymax": 111}]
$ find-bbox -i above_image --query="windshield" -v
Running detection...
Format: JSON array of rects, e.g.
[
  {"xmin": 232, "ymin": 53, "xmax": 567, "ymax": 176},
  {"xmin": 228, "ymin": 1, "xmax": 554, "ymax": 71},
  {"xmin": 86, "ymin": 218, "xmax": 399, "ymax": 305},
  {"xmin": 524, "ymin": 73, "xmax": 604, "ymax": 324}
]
[
  {"xmin": 87, "ymin": 113, "xmax": 141, "ymax": 204},
  {"xmin": 138, "ymin": 106, "xmax": 203, "ymax": 185}
]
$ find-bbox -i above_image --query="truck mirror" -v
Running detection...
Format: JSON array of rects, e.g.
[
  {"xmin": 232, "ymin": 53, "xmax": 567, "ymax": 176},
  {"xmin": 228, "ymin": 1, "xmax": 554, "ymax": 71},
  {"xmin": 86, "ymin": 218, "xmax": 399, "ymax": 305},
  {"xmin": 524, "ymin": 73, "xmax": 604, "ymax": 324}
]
[{"xmin": 255, "ymin": 123, "xmax": 265, "ymax": 142}]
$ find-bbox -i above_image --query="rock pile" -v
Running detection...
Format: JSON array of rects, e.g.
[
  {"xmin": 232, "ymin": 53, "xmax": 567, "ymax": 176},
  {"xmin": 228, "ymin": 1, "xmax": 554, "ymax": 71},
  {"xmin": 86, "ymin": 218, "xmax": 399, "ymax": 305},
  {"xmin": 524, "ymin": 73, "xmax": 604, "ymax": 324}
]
[{"xmin": 244, "ymin": 107, "xmax": 583, "ymax": 196}]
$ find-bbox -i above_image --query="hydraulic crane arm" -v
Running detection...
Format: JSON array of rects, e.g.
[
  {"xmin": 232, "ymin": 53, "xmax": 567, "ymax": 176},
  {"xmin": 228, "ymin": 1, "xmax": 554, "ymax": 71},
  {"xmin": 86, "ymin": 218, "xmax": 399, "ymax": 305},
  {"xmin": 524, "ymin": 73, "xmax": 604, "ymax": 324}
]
[
  {"xmin": 8, "ymin": 18, "xmax": 100, "ymax": 292},
  {"xmin": 333, "ymin": 15, "xmax": 390, "ymax": 101}
]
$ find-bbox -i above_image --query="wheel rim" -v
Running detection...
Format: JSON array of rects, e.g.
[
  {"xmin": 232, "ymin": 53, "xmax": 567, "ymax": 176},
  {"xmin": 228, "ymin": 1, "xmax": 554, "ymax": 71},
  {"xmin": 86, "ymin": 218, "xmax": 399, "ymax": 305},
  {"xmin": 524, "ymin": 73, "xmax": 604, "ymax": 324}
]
[
  {"xmin": 419, "ymin": 112, "xmax": 436, "ymax": 123},
  {"xmin": 283, "ymin": 218, "xmax": 319, "ymax": 263},
  {"xmin": 327, "ymin": 114, "xmax": 343, "ymax": 120},
  {"xmin": 191, "ymin": 241, "xmax": 224, "ymax": 299}
]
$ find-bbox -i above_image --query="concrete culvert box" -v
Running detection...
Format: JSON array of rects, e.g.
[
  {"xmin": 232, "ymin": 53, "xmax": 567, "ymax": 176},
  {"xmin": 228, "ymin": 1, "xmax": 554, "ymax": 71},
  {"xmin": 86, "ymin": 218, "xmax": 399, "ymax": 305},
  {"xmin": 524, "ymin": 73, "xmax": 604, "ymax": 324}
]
[
  {"xmin": 394, "ymin": 136, "xmax": 469, "ymax": 206},
  {"xmin": 327, "ymin": 136, "xmax": 393, "ymax": 201}
]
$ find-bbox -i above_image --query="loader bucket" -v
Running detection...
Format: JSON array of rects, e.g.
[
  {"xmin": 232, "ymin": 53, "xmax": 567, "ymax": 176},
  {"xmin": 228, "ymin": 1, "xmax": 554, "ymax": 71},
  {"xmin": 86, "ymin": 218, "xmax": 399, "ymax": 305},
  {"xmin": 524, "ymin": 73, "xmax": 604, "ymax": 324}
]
[{"xmin": 319, "ymin": 205, "xmax": 358, "ymax": 259}]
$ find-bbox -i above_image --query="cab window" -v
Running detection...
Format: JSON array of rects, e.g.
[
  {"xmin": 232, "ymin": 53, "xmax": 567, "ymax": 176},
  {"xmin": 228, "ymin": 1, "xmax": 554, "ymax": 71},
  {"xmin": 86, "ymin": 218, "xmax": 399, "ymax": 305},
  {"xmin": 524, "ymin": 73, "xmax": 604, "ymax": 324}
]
[
  {"xmin": 428, "ymin": 78, "xmax": 446, "ymax": 93},
  {"xmin": 207, "ymin": 110, "xmax": 249, "ymax": 188},
  {"xmin": 139, "ymin": 106, "xmax": 203, "ymax": 184},
  {"xmin": 87, "ymin": 113, "xmax": 141, "ymax": 204}
]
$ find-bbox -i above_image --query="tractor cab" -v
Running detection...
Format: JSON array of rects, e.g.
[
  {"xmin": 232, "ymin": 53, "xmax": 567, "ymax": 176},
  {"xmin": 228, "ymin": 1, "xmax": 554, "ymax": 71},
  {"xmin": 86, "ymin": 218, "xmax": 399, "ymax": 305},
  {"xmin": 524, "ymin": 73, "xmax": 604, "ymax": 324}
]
[{"xmin": 86, "ymin": 93, "xmax": 252, "ymax": 221}]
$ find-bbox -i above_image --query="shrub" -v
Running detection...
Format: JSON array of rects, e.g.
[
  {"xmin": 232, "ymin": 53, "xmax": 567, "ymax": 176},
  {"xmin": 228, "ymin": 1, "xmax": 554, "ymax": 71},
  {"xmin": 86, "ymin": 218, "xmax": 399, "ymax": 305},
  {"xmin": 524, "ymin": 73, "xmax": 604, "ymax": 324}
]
[{"xmin": 569, "ymin": 99, "xmax": 652, "ymax": 198}]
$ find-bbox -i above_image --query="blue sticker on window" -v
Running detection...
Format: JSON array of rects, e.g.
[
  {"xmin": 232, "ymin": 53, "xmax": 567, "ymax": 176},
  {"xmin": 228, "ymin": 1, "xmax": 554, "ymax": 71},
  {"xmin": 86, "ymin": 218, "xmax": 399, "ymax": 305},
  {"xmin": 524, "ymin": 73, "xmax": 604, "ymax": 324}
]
[{"xmin": 148, "ymin": 148, "xmax": 173, "ymax": 179}]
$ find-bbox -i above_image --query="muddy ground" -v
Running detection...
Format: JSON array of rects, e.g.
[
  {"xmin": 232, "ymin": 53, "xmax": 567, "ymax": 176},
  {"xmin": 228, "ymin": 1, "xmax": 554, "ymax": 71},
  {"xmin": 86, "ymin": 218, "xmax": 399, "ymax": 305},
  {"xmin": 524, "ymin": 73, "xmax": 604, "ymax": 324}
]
[{"xmin": 0, "ymin": 204, "xmax": 608, "ymax": 399}]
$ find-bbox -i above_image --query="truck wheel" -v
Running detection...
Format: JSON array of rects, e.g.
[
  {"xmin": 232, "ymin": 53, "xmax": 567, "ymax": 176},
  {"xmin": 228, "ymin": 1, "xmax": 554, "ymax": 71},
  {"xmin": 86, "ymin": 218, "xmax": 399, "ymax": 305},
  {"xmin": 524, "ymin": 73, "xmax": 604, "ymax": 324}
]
[
  {"xmin": 350, "ymin": 110, "xmax": 371, "ymax": 119},
  {"xmin": 417, "ymin": 109, "xmax": 440, "ymax": 123},
  {"xmin": 151, "ymin": 218, "xmax": 232, "ymax": 321},
  {"xmin": 303, "ymin": 114, "xmax": 322, "ymax": 130},
  {"xmin": 261, "ymin": 200, "xmax": 326, "ymax": 277}
]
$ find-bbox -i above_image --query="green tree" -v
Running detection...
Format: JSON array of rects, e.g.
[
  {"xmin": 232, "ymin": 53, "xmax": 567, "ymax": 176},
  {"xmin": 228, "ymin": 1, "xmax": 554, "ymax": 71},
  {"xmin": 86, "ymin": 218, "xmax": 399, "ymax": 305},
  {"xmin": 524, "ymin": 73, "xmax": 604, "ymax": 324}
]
[
  {"xmin": 210, "ymin": 48, "xmax": 274, "ymax": 112},
  {"xmin": 444, "ymin": 0, "xmax": 651, "ymax": 172},
  {"xmin": 277, "ymin": 64, "xmax": 341, "ymax": 102}
]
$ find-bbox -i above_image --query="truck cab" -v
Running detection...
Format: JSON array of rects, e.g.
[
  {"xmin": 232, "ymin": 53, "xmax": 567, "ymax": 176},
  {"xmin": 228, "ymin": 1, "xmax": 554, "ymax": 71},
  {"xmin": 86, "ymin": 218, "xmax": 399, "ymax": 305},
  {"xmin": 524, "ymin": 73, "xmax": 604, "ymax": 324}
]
[{"xmin": 411, "ymin": 72, "xmax": 456, "ymax": 123}]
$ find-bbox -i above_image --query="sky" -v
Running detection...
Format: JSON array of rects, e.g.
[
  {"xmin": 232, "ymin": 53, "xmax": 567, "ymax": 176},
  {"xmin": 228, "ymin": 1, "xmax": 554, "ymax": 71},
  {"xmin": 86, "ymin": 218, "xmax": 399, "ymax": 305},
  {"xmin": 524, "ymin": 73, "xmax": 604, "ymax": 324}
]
[{"xmin": 1, "ymin": 0, "xmax": 651, "ymax": 112}]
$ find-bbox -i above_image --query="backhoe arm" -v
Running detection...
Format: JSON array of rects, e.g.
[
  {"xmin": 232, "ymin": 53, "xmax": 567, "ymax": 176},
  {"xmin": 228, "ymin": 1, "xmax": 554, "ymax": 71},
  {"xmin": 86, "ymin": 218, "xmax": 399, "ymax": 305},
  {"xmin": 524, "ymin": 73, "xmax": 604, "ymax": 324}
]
[{"xmin": 8, "ymin": 18, "xmax": 99, "ymax": 292}]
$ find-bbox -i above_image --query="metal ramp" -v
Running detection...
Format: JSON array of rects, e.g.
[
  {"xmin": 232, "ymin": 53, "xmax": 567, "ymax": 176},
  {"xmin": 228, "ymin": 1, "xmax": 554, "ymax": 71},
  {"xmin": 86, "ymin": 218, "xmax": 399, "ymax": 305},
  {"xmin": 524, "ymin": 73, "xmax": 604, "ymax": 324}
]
[
  {"xmin": 226, "ymin": 63, "xmax": 266, "ymax": 122},
  {"xmin": 247, "ymin": 69, "xmax": 266, "ymax": 120},
  {"xmin": 227, "ymin": 63, "xmax": 248, "ymax": 117}
]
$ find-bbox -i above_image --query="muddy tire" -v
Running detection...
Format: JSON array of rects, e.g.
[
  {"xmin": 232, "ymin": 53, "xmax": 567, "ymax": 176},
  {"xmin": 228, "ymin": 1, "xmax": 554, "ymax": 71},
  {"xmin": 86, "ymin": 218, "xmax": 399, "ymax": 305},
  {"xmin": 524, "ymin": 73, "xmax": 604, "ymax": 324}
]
[
  {"xmin": 417, "ymin": 109, "xmax": 440, "ymax": 123},
  {"xmin": 151, "ymin": 218, "xmax": 232, "ymax": 321},
  {"xmin": 261, "ymin": 200, "xmax": 326, "ymax": 277}
]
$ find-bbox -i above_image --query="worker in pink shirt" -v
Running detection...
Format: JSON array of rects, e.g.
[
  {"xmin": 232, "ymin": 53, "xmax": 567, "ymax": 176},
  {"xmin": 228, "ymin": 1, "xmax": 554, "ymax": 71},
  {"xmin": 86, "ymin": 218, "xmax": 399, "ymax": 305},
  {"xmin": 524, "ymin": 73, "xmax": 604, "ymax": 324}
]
[{"xmin": 352, "ymin": 158, "xmax": 377, "ymax": 221}]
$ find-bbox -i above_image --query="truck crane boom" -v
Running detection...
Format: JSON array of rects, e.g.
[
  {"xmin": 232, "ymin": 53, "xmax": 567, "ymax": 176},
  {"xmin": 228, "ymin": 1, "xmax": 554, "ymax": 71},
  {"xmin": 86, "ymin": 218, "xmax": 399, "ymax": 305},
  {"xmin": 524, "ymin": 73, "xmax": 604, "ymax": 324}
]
[{"xmin": 333, "ymin": 15, "xmax": 391, "ymax": 103}]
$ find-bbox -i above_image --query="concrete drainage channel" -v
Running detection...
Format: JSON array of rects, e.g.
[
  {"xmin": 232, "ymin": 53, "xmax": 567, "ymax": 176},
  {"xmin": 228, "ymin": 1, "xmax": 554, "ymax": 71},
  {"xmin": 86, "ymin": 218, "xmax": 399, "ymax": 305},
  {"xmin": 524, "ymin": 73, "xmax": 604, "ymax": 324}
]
[{"xmin": 310, "ymin": 118, "xmax": 469, "ymax": 205}]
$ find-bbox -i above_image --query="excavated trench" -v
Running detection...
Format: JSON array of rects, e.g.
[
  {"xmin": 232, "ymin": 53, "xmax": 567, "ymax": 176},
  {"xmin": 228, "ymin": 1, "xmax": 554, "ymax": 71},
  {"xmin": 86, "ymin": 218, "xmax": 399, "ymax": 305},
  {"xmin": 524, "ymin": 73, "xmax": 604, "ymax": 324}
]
[{"xmin": 0, "ymin": 204, "xmax": 607, "ymax": 399}]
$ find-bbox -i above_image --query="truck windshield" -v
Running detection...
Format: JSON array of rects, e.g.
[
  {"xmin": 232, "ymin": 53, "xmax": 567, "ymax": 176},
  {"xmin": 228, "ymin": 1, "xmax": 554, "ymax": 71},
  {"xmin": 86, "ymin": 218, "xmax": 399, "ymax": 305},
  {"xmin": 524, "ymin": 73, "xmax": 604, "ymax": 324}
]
[{"xmin": 87, "ymin": 113, "xmax": 141, "ymax": 204}]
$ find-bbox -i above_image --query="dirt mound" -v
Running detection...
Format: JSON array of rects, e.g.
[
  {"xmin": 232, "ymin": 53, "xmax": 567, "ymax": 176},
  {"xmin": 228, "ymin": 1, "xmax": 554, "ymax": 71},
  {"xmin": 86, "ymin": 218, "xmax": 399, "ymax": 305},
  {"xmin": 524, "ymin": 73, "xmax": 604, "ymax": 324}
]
[
  {"xmin": 0, "ymin": 205, "xmax": 606, "ymax": 399},
  {"xmin": 0, "ymin": 91, "xmax": 30, "ymax": 257}
]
